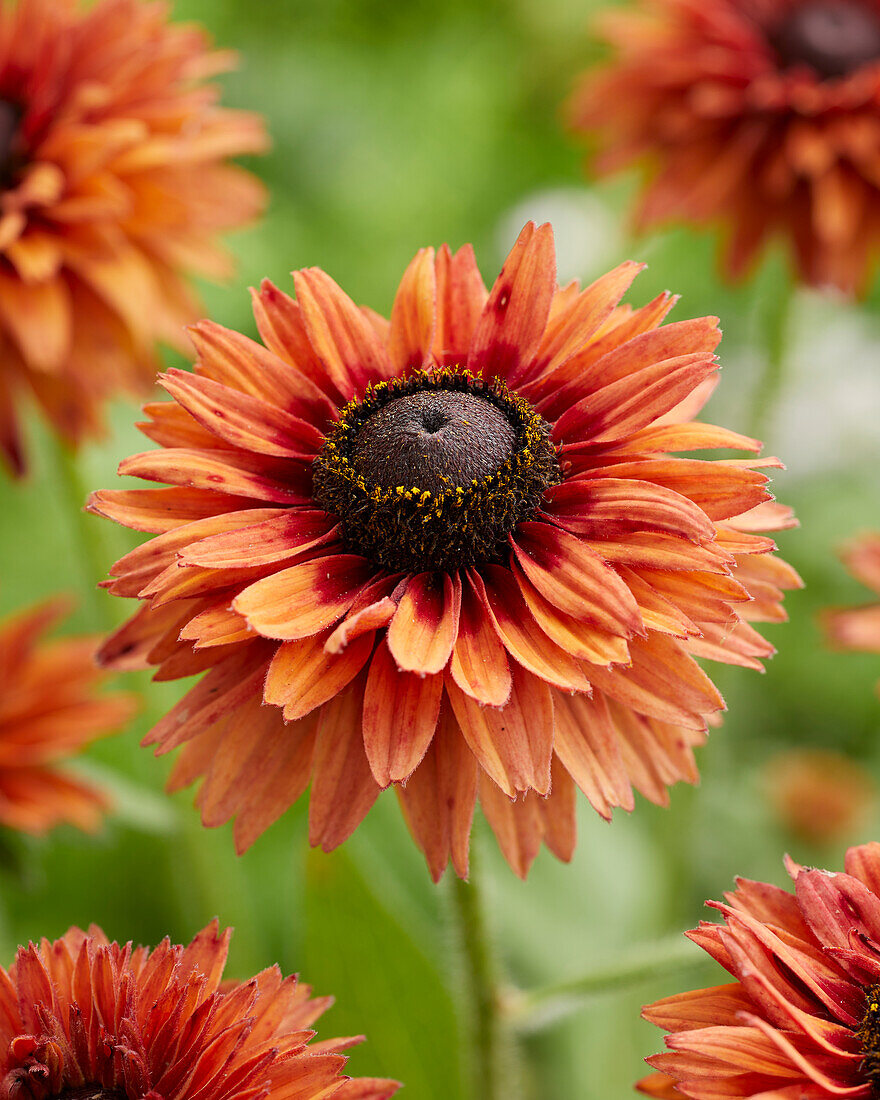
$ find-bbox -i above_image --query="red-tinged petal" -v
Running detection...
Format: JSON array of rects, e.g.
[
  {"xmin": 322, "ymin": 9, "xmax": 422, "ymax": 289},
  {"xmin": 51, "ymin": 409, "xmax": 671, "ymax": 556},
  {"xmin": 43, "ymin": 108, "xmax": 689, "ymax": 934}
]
[
  {"xmin": 432, "ymin": 243, "xmax": 488, "ymax": 365},
  {"xmin": 839, "ymin": 535, "xmax": 880, "ymax": 594},
  {"xmin": 472, "ymin": 565, "xmax": 592, "ymax": 691},
  {"xmin": 264, "ymin": 632, "xmax": 374, "ymax": 721},
  {"xmin": 188, "ymin": 320, "xmax": 336, "ymax": 426},
  {"xmin": 234, "ymin": 556, "xmax": 374, "ymax": 640},
  {"xmin": 387, "ymin": 572, "xmax": 460, "ymax": 675},
  {"xmin": 738, "ymin": 1015, "xmax": 866, "ymax": 1095},
  {"xmin": 539, "ymin": 758, "xmax": 577, "ymax": 863},
  {"xmin": 326, "ymin": 599, "xmax": 396, "ymax": 654},
  {"xmin": 664, "ymin": 1026, "xmax": 808, "ymax": 1078},
  {"xmin": 657, "ymin": 374, "xmax": 720, "ymax": 425},
  {"xmin": 845, "ymin": 843, "xmax": 880, "ymax": 895},
  {"xmin": 118, "ymin": 448, "xmax": 310, "ymax": 506},
  {"xmin": 389, "ymin": 247, "xmax": 436, "ymax": 372},
  {"xmin": 180, "ymin": 511, "xmax": 338, "ymax": 569},
  {"xmin": 449, "ymin": 572, "xmax": 511, "ymax": 706},
  {"xmin": 309, "ymin": 676, "xmax": 381, "ymax": 851},
  {"xmin": 160, "ymin": 369, "xmax": 324, "ymax": 459},
  {"xmin": 515, "ymin": 568, "xmax": 631, "ymax": 663},
  {"xmin": 553, "ymin": 353, "xmax": 719, "ymax": 445},
  {"xmin": 478, "ymin": 776, "xmax": 545, "ymax": 880},
  {"xmin": 396, "ymin": 707, "xmax": 478, "ymax": 881},
  {"xmin": 531, "ymin": 261, "xmax": 645, "ymax": 379},
  {"xmin": 580, "ymin": 458, "xmax": 771, "ymax": 523},
  {"xmin": 618, "ymin": 422, "xmax": 761, "ymax": 455},
  {"xmin": 363, "ymin": 639, "xmax": 443, "ymax": 787},
  {"xmin": 642, "ymin": 985, "xmax": 756, "ymax": 1031},
  {"xmin": 180, "ymin": 602, "xmax": 254, "ymax": 649},
  {"xmin": 293, "ymin": 267, "xmax": 393, "ymax": 398},
  {"xmin": 557, "ymin": 691, "xmax": 639, "ymax": 824},
  {"xmin": 445, "ymin": 661, "xmax": 553, "ymax": 796},
  {"xmin": 334, "ymin": 1080, "xmax": 401, "ymax": 1100},
  {"xmin": 728, "ymin": 501, "xmax": 799, "ymax": 533},
  {"xmin": 467, "ymin": 222, "xmax": 556, "ymax": 386},
  {"xmin": 546, "ymin": 478, "xmax": 716, "ymax": 544},
  {"xmin": 583, "ymin": 532, "xmax": 734, "ymax": 573},
  {"xmin": 510, "ymin": 521, "xmax": 643, "ymax": 637},
  {"xmin": 795, "ymin": 868, "xmax": 880, "ymax": 952},
  {"xmin": 87, "ymin": 487, "xmax": 258, "ymax": 534}
]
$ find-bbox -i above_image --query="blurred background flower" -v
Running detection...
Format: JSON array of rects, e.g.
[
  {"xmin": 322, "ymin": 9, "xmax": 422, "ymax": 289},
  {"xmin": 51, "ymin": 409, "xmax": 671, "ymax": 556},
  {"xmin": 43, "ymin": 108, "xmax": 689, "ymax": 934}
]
[
  {"xmin": 570, "ymin": 0, "xmax": 880, "ymax": 294},
  {"xmin": 0, "ymin": 0, "xmax": 266, "ymax": 475},
  {"xmin": 0, "ymin": 0, "xmax": 875, "ymax": 1097},
  {"xmin": 763, "ymin": 747, "xmax": 875, "ymax": 844},
  {"xmin": 0, "ymin": 596, "xmax": 135, "ymax": 835},
  {"xmin": 823, "ymin": 532, "xmax": 880, "ymax": 686}
]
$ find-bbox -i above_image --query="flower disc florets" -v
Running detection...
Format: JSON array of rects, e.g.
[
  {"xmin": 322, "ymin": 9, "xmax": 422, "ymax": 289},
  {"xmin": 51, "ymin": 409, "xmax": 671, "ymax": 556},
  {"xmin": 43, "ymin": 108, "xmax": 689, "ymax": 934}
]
[
  {"xmin": 313, "ymin": 368, "xmax": 561, "ymax": 572},
  {"xmin": 859, "ymin": 985, "xmax": 880, "ymax": 1092}
]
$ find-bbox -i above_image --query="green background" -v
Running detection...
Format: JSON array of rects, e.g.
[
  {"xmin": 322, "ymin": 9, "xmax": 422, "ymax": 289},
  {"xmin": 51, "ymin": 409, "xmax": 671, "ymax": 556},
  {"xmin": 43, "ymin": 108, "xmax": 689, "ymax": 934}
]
[{"xmin": 2, "ymin": 0, "xmax": 880, "ymax": 1097}]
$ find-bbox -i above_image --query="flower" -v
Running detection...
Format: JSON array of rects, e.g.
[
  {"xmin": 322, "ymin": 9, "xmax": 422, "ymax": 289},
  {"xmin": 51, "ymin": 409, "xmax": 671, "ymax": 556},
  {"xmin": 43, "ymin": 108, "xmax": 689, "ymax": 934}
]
[
  {"xmin": 0, "ymin": 0, "xmax": 267, "ymax": 475},
  {"xmin": 640, "ymin": 842, "xmax": 880, "ymax": 1100},
  {"xmin": 0, "ymin": 596, "xmax": 135, "ymax": 835},
  {"xmin": 0, "ymin": 920, "xmax": 399, "ymax": 1100},
  {"xmin": 764, "ymin": 748, "xmax": 875, "ymax": 845},
  {"xmin": 90, "ymin": 221, "xmax": 800, "ymax": 880},
  {"xmin": 823, "ymin": 533, "xmax": 880, "ymax": 691},
  {"xmin": 569, "ymin": 0, "xmax": 880, "ymax": 294}
]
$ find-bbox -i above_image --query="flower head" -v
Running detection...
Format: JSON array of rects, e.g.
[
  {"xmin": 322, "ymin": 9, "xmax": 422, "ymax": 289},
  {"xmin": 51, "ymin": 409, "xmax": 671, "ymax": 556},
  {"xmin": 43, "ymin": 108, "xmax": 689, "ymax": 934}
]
[
  {"xmin": 765, "ymin": 748, "xmax": 875, "ymax": 845},
  {"xmin": 0, "ymin": 597, "xmax": 135, "ymax": 834},
  {"xmin": 640, "ymin": 842, "xmax": 880, "ymax": 1100},
  {"xmin": 570, "ymin": 0, "xmax": 880, "ymax": 293},
  {"xmin": 823, "ymin": 533, "xmax": 880, "ymax": 690},
  {"xmin": 0, "ymin": 920, "xmax": 398, "ymax": 1100},
  {"xmin": 0, "ymin": 0, "xmax": 267, "ymax": 475},
  {"xmin": 90, "ymin": 222, "xmax": 800, "ymax": 880}
]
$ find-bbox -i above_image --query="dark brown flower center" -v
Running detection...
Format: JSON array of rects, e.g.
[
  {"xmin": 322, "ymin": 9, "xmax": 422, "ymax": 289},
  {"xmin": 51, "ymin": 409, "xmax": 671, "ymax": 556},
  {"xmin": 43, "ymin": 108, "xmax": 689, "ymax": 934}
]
[
  {"xmin": 0, "ymin": 100, "xmax": 22, "ymax": 184},
  {"xmin": 313, "ymin": 369, "xmax": 560, "ymax": 573},
  {"xmin": 771, "ymin": 0, "xmax": 880, "ymax": 78},
  {"xmin": 56, "ymin": 1089, "xmax": 128, "ymax": 1100},
  {"xmin": 351, "ymin": 389, "xmax": 517, "ymax": 496},
  {"xmin": 858, "ymin": 984, "xmax": 880, "ymax": 1091}
]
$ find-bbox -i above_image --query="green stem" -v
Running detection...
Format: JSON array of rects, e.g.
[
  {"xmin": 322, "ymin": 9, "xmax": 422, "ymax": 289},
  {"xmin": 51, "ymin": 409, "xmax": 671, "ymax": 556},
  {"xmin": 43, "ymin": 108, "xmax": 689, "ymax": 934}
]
[
  {"xmin": 749, "ymin": 276, "xmax": 794, "ymax": 445},
  {"xmin": 49, "ymin": 439, "xmax": 115, "ymax": 631},
  {"xmin": 448, "ymin": 862, "xmax": 505, "ymax": 1100},
  {"xmin": 505, "ymin": 934, "xmax": 706, "ymax": 1035}
]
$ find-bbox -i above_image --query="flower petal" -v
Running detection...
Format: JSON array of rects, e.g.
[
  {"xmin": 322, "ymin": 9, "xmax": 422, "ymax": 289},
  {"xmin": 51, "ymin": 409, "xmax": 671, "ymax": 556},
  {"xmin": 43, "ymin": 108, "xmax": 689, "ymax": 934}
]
[
  {"xmin": 479, "ymin": 776, "xmax": 545, "ymax": 880},
  {"xmin": 264, "ymin": 632, "xmax": 374, "ymax": 721},
  {"xmin": 363, "ymin": 639, "xmax": 443, "ymax": 787},
  {"xmin": 389, "ymin": 247, "xmax": 436, "ymax": 372},
  {"xmin": 553, "ymin": 690, "xmax": 634, "ymax": 818},
  {"xmin": 449, "ymin": 572, "xmax": 511, "ymax": 706},
  {"xmin": 386, "ymin": 572, "xmax": 461, "ymax": 675},
  {"xmin": 433, "ymin": 243, "xmax": 488, "ymax": 365}
]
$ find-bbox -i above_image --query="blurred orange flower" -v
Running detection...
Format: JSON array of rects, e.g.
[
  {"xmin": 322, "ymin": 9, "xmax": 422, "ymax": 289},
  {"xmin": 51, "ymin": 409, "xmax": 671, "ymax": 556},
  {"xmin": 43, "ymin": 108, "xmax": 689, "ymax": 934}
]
[
  {"xmin": 0, "ymin": 597, "xmax": 135, "ymax": 834},
  {"xmin": 640, "ymin": 842, "xmax": 880, "ymax": 1100},
  {"xmin": 0, "ymin": 0, "xmax": 267, "ymax": 475},
  {"xmin": 0, "ymin": 920, "xmax": 398, "ymax": 1100},
  {"xmin": 824, "ymin": 533, "xmax": 880, "ymax": 691},
  {"xmin": 764, "ymin": 748, "xmax": 875, "ymax": 844},
  {"xmin": 570, "ymin": 0, "xmax": 880, "ymax": 294},
  {"xmin": 91, "ymin": 222, "xmax": 800, "ymax": 880}
]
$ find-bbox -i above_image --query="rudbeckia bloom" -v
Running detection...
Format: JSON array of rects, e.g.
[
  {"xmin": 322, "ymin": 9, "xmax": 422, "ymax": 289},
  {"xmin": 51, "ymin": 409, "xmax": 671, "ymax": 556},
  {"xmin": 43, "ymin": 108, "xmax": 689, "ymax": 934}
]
[
  {"xmin": 824, "ymin": 533, "xmax": 880, "ymax": 689},
  {"xmin": 0, "ymin": 596, "xmax": 135, "ymax": 834},
  {"xmin": 570, "ymin": 0, "xmax": 880, "ymax": 294},
  {"xmin": 0, "ymin": 0, "xmax": 267, "ymax": 474},
  {"xmin": 0, "ymin": 920, "xmax": 398, "ymax": 1100},
  {"xmin": 640, "ymin": 842, "xmax": 880, "ymax": 1100},
  {"xmin": 90, "ymin": 222, "xmax": 800, "ymax": 880}
]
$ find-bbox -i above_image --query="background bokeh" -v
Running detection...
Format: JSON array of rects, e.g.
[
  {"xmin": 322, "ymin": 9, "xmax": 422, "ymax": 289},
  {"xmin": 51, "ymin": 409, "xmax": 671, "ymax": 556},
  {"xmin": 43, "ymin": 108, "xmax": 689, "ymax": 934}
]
[{"xmin": 2, "ymin": 1, "xmax": 880, "ymax": 1097}]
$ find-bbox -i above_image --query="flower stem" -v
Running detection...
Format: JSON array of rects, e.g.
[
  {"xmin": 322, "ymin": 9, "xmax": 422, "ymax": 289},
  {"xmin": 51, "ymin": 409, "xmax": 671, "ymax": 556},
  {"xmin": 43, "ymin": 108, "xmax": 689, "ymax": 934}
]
[
  {"xmin": 447, "ymin": 861, "xmax": 506, "ymax": 1100},
  {"xmin": 504, "ymin": 934, "xmax": 705, "ymax": 1035},
  {"xmin": 50, "ymin": 439, "xmax": 115, "ymax": 631},
  {"xmin": 749, "ymin": 274, "xmax": 794, "ymax": 445}
]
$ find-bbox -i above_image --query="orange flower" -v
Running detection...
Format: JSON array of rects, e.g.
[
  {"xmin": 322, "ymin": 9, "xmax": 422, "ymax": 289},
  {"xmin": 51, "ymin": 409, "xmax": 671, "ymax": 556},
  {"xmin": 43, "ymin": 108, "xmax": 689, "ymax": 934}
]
[
  {"xmin": 0, "ymin": 920, "xmax": 398, "ymax": 1100},
  {"xmin": 90, "ymin": 222, "xmax": 800, "ymax": 880},
  {"xmin": 569, "ymin": 0, "xmax": 880, "ymax": 294},
  {"xmin": 824, "ymin": 533, "xmax": 880, "ymax": 692},
  {"xmin": 0, "ymin": 0, "xmax": 267, "ymax": 475},
  {"xmin": 640, "ymin": 842, "xmax": 880, "ymax": 1100},
  {"xmin": 765, "ymin": 748, "xmax": 875, "ymax": 845},
  {"xmin": 0, "ymin": 597, "xmax": 135, "ymax": 834}
]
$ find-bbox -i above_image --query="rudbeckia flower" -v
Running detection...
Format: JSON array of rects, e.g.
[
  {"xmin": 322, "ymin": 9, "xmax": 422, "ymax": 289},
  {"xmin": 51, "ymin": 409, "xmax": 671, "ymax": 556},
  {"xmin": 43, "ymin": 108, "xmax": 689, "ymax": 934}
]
[
  {"xmin": 0, "ymin": 920, "xmax": 398, "ymax": 1100},
  {"xmin": 90, "ymin": 222, "xmax": 800, "ymax": 880},
  {"xmin": 0, "ymin": 596, "xmax": 135, "ymax": 834},
  {"xmin": 824, "ymin": 533, "xmax": 880, "ymax": 688},
  {"xmin": 570, "ymin": 0, "xmax": 880, "ymax": 294},
  {"xmin": 640, "ymin": 842, "xmax": 880, "ymax": 1100},
  {"xmin": 0, "ymin": 0, "xmax": 267, "ymax": 474}
]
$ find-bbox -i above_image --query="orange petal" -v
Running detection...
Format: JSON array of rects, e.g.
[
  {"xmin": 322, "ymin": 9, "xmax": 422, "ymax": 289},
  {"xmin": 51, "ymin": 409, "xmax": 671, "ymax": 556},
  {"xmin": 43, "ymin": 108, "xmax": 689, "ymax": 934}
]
[
  {"xmin": 449, "ymin": 572, "xmax": 511, "ymax": 705},
  {"xmin": 363, "ymin": 640, "xmax": 443, "ymax": 786},
  {"xmin": 389, "ymin": 247, "xmax": 436, "ymax": 372},
  {"xmin": 432, "ymin": 243, "xmax": 488, "ymax": 365},
  {"xmin": 478, "ymin": 776, "xmax": 544, "ymax": 880},
  {"xmin": 264, "ymin": 631, "xmax": 374, "ymax": 721},
  {"xmin": 553, "ymin": 690, "xmax": 634, "ymax": 818},
  {"xmin": 387, "ymin": 572, "xmax": 460, "ymax": 675}
]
